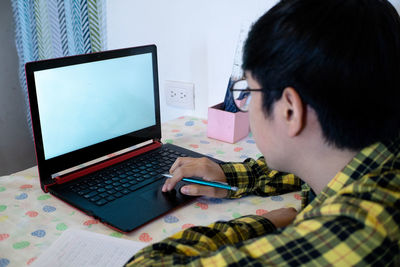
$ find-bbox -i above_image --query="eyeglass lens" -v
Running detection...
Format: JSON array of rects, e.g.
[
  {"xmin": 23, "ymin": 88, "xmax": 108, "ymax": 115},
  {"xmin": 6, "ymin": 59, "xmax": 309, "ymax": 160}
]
[{"xmin": 232, "ymin": 80, "xmax": 251, "ymax": 112}]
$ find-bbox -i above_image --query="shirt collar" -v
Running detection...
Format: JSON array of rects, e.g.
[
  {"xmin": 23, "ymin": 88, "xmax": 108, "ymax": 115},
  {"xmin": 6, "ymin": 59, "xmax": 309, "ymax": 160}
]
[{"xmin": 303, "ymin": 135, "xmax": 400, "ymax": 211}]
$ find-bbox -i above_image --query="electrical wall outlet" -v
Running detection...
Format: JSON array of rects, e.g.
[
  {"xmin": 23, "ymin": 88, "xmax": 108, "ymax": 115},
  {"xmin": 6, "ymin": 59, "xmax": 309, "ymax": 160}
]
[{"xmin": 165, "ymin": 80, "xmax": 195, "ymax": 109}]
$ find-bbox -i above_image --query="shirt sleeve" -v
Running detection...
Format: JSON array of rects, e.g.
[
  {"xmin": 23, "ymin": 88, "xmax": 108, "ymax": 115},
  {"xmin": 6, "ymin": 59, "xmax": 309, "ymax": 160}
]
[
  {"xmin": 220, "ymin": 157, "xmax": 302, "ymax": 198},
  {"xmin": 126, "ymin": 206, "xmax": 394, "ymax": 266},
  {"xmin": 126, "ymin": 214, "xmax": 276, "ymax": 266}
]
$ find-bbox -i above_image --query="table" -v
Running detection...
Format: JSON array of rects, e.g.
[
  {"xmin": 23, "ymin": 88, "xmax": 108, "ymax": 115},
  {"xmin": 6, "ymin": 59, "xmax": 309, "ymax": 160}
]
[{"xmin": 0, "ymin": 116, "xmax": 301, "ymax": 267}]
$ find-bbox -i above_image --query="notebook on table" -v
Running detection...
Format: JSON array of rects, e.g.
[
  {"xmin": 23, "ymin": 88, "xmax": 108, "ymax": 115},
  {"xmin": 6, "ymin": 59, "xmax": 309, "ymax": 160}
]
[{"xmin": 25, "ymin": 45, "xmax": 223, "ymax": 232}]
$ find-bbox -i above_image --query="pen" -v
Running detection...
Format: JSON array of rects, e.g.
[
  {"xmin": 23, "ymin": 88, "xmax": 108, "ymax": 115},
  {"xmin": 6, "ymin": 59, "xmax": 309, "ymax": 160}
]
[{"xmin": 162, "ymin": 174, "xmax": 238, "ymax": 192}]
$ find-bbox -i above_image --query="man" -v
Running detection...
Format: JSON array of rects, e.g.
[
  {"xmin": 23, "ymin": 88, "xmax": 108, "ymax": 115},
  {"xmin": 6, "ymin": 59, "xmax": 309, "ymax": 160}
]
[{"xmin": 127, "ymin": 0, "xmax": 400, "ymax": 265}]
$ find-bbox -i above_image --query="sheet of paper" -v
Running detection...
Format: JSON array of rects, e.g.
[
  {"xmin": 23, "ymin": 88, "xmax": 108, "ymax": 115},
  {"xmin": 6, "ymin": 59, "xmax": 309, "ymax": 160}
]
[{"xmin": 31, "ymin": 229, "xmax": 147, "ymax": 267}]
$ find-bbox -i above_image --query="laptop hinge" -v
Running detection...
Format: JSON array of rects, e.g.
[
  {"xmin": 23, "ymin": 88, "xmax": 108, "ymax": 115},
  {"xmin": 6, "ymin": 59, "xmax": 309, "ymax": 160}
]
[
  {"xmin": 44, "ymin": 182, "xmax": 57, "ymax": 193},
  {"xmin": 53, "ymin": 140, "xmax": 162, "ymax": 185}
]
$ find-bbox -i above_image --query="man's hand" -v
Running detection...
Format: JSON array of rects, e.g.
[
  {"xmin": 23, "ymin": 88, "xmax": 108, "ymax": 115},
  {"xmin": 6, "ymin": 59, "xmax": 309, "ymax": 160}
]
[
  {"xmin": 162, "ymin": 157, "xmax": 228, "ymax": 198},
  {"xmin": 260, "ymin": 207, "xmax": 298, "ymax": 228}
]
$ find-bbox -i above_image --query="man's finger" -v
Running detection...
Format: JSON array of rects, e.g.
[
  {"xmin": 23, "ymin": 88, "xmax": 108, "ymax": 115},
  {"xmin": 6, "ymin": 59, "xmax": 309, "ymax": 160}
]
[
  {"xmin": 163, "ymin": 163, "xmax": 194, "ymax": 192},
  {"xmin": 165, "ymin": 172, "xmax": 182, "ymax": 191},
  {"xmin": 169, "ymin": 157, "xmax": 192, "ymax": 174},
  {"xmin": 162, "ymin": 158, "xmax": 191, "ymax": 192},
  {"xmin": 165, "ymin": 158, "xmax": 208, "ymax": 191},
  {"xmin": 180, "ymin": 185, "xmax": 227, "ymax": 198}
]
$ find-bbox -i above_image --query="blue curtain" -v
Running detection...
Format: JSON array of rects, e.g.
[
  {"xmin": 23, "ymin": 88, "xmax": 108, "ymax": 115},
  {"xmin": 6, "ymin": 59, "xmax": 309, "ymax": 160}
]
[{"xmin": 11, "ymin": 0, "xmax": 107, "ymax": 129}]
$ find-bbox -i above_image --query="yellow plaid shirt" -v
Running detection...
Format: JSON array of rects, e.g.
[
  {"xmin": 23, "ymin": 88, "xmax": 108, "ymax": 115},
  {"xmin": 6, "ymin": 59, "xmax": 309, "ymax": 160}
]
[{"xmin": 127, "ymin": 136, "xmax": 400, "ymax": 266}]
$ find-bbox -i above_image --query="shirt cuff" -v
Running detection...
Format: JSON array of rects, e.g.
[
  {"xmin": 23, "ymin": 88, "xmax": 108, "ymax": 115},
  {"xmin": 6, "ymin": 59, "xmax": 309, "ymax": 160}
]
[
  {"xmin": 229, "ymin": 214, "xmax": 277, "ymax": 236},
  {"xmin": 220, "ymin": 162, "xmax": 255, "ymax": 198}
]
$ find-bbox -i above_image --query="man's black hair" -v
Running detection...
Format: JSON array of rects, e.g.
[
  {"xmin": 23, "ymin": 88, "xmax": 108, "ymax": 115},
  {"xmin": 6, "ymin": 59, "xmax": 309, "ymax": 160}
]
[{"xmin": 243, "ymin": 0, "xmax": 400, "ymax": 150}]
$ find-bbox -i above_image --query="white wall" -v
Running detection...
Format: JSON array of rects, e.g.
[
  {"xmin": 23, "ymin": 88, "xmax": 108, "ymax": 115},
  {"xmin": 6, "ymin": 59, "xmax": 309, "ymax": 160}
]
[
  {"xmin": 391, "ymin": 0, "xmax": 400, "ymax": 14},
  {"xmin": 107, "ymin": 0, "xmax": 278, "ymax": 122},
  {"xmin": 107, "ymin": 0, "xmax": 400, "ymax": 122}
]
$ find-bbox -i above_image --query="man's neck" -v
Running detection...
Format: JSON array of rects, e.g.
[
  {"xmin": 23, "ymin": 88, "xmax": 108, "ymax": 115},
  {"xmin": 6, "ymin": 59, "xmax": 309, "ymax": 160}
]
[{"xmin": 293, "ymin": 145, "xmax": 358, "ymax": 195}]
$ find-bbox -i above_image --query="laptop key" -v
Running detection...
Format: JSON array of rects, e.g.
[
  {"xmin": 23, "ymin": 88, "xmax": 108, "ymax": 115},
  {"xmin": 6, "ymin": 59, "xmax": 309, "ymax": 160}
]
[
  {"xmin": 80, "ymin": 186, "xmax": 90, "ymax": 192},
  {"xmin": 106, "ymin": 196, "xmax": 116, "ymax": 202},
  {"xmin": 90, "ymin": 196, "xmax": 101, "ymax": 202},
  {"xmin": 99, "ymin": 192, "xmax": 109, "ymax": 198},
  {"xmin": 70, "ymin": 186, "xmax": 80, "ymax": 192},
  {"xmin": 128, "ymin": 185, "xmax": 139, "ymax": 191},
  {"xmin": 96, "ymin": 199, "xmax": 108, "ymax": 206},
  {"xmin": 84, "ymin": 191, "xmax": 98, "ymax": 198},
  {"xmin": 121, "ymin": 189, "xmax": 130, "ymax": 195},
  {"xmin": 78, "ymin": 189, "xmax": 91, "ymax": 195}
]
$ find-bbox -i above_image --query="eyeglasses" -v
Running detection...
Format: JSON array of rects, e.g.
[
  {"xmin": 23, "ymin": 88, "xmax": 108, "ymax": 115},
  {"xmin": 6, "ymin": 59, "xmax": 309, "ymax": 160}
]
[{"xmin": 229, "ymin": 79, "xmax": 262, "ymax": 112}]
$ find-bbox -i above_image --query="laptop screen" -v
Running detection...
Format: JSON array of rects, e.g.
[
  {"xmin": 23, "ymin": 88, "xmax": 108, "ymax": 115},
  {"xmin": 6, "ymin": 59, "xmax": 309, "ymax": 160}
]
[{"xmin": 33, "ymin": 52, "xmax": 156, "ymax": 160}]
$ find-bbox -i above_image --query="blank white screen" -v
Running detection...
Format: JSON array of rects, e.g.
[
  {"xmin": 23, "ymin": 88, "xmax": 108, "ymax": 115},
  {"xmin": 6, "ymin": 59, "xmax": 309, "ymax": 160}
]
[{"xmin": 34, "ymin": 53, "xmax": 156, "ymax": 160}]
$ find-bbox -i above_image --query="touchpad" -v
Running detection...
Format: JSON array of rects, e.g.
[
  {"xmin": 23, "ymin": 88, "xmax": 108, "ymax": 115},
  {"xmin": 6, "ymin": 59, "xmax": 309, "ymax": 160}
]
[
  {"xmin": 140, "ymin": 183, "xmax": 177, "ymax": 202},
  {"xmin": 139, "ymin": 181, "xmax": 192, "ymax": 204}
]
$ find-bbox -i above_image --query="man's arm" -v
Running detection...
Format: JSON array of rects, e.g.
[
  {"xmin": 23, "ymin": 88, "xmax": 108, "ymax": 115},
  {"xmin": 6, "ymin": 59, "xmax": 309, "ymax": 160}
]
[
  {"xmin": 221, "ymin": 157, "xmax": 302, "ymax": 198},
  {"xmin": 162, "ymin": 157, "xmax": 302, "ymax": 199},
  {"xmin": 126, "ymin": 203, "xmax": 394, "ymax": 266}
]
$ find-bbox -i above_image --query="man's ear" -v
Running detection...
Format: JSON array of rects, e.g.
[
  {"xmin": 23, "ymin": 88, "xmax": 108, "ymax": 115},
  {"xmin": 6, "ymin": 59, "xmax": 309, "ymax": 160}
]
[{"xmin": 281, "ymin": 87, "xmax": 305, "ymax": 137}]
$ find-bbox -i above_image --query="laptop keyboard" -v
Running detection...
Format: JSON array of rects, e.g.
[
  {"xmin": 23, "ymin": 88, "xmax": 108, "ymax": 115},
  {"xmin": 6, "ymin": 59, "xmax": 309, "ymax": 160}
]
[{"xmin": 68, "ymin": 147, "xmax": 188, "ymax": 206}]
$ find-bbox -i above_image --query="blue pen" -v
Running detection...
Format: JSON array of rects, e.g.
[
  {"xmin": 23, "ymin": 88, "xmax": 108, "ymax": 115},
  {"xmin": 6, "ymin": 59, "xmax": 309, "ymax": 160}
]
[{"xmin": 162, "ymin": 174, "xmax": 238, "ymax": 191}]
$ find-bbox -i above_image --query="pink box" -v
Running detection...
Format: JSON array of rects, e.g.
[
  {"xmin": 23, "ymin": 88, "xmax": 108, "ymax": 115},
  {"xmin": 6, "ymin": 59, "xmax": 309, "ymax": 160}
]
[{"xmin": 207, "ymin": 103, "xmax": 250, "ymax": 143}]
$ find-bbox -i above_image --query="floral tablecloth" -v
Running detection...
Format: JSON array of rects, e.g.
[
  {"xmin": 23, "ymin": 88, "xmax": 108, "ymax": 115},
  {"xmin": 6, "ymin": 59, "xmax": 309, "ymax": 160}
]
[{"xmin": 0, "ymin": 116, "xmax": 301, "ymax": 267}]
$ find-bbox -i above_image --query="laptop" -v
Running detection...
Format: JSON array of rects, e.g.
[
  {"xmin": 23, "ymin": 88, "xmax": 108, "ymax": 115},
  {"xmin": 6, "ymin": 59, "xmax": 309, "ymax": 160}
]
[{"xmin": 25, "ymin": 45, "xmax": 223, "ymax": 232}]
